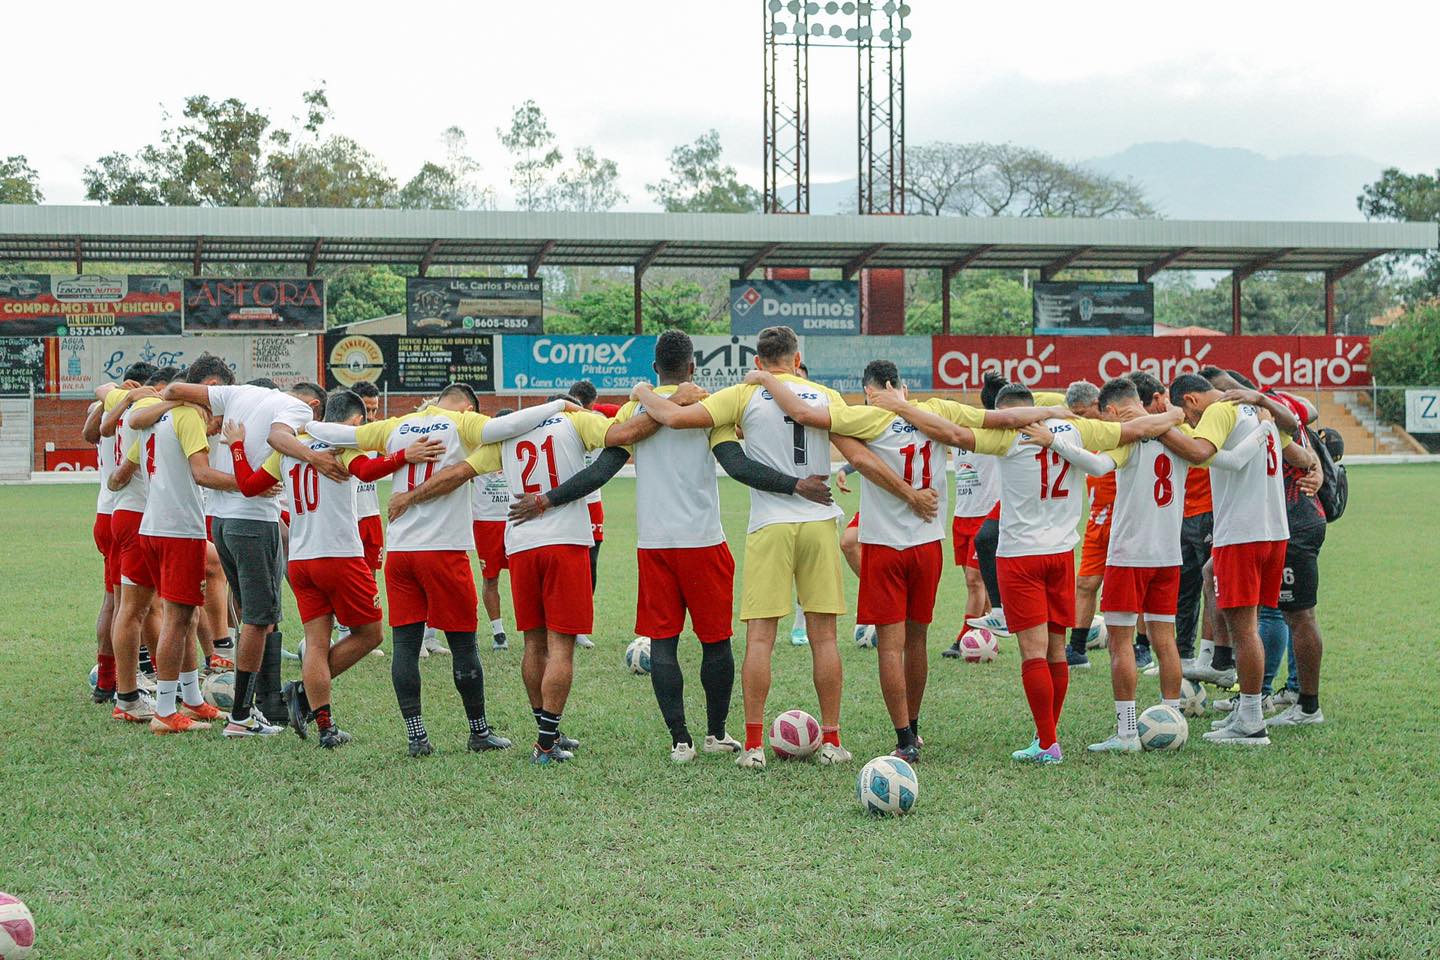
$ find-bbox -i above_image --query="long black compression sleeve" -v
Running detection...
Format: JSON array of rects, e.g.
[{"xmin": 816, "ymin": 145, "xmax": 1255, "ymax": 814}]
[
  {"xmin": 712, "ymin": 440, "xmax": 800, "ymax": 496},
  {"xmin": 545, "ymin": 445, "xmax": 630, "ymax": 508}
]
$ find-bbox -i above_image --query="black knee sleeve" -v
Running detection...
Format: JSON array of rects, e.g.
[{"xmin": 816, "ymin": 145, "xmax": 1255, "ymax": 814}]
[
  {"xmin": 391, "ymin": 622, "xmax": 425, "ymax": 718},
  {"xmin": 699, "ymin": 639, "xmax": 735, "ymax": 740},
  {"xmin": 446, "ymin": 631, "xmax": 487, "ymax": 722}
]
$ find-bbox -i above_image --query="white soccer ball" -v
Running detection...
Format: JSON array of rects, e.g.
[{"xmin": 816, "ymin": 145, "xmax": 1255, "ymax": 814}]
[
  {"xmin": 1137, "ymin": 704, "xmax": 1189, "ymax": 751},
  {"xmin": 0, "ymin": 892, "xmax": 36, "ymax": 958},
  {"xmin": 1178, "ymin": 679, "xmax": 1208, "ymax": 718},
  {"xmin": 853, "ymin": 624, "xmax": 877, "ymax": 649},
  {"xmin": 1086, "ymin": 615, "xmax": 1108, "ymax": 649},
  {"xmin": 856, "ymin": 755, "xmax": 919, "ymax": 816},
  {"xmin": 624, "ymin": 637, "xmax": 652, "ymax": 675},
  {"xmin": 88, "ymin": 664, "xmax": 99, "ymax": 690},
  {"xmin": 958, "ymin": 627, "xmax": 998, "ymax": 663},
  {"xmin": 202, "ymin": 671, "xmax": 236, "ymax": 711},
  {"xmin": 770, "ymin": 708, "xmax": 822, "ymax": 759}
]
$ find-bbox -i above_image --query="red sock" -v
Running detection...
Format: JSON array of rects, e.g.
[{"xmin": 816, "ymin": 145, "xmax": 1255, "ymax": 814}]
[
  {"xmin": 822, "ymin": 725, "xmax": 841, "ymax": 747},
  {"xmin": 1021, "ymin": 658, "xmax": 1057, "ymax": 748},
  {"xmin": 745, "ymin": 722, "xmax": 764, "ymax": 751},
  {"xmin": 96, "ymin": 654, "xmax": 116, "ymax": 689},
  {"xmin": 1049, "ymin": 659, "xmax": 1070, "ymax": 727}
]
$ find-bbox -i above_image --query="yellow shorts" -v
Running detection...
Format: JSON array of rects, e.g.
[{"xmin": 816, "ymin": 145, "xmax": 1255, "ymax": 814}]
[{"xmin": 741, "ymin": 520, "xmax": 846, "ymax": 621}]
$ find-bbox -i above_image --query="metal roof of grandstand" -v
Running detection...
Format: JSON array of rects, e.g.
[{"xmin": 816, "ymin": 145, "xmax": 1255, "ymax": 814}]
[{"xmin": 0, "ymin": 206, "xmax": 1434, "ymax": 277}]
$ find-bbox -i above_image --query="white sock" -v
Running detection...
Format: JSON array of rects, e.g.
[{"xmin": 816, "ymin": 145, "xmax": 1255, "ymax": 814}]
[
  {"xmin": 992, "ymin": 606, "xmax": 1005, "ymax": 623},
  {"xmin": 1162, "ymin": 697, "xmax": 1182, "ymax": 710},
  {"xmin": 423, "ymin": 625, "xmax": 437, "ymax": 642},
  {"xmin": 1197, "ymin": 639, "xmax": 1214, "ymax": 663},
  {"xmin": 157, "ymin": 679, "xmax": 179, "ymax": 716},
  {"xmin": 490, "ymin": 618, "xmax": 505, "ymax": 635},
  {"xmin": 1116, "ymin": 700, "xmax": 1138, "ymax": 740},
  {"xmin": 1238, "ymin": 692, "xmax": 1264, "ymax": 728},
  {"xmin": 179, "ymin": 670, "xmax": 203, "ymax": 707},
  {"xmin": 793, "ymin": 603, "xmax": 806, "ymax": 633}
]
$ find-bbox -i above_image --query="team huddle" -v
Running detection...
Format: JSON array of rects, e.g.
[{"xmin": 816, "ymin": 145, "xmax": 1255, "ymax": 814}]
[{"xmin": 83, "ymin": 324, "xmax": 1338, "ymax": 765}]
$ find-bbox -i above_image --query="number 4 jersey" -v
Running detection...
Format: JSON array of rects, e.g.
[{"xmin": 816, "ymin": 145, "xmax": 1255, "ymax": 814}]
[{"xmin": 255, "ymin": 436, "xmax": 368, "ymax": 562}]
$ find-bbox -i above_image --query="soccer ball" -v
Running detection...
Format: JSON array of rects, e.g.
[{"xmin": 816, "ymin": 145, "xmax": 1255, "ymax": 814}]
[
  {"xmin": 770, "ymin": 709, "xmax": 822, "ymax": 759},
  {"xmin": 0, "ymin": 892, "xmax": 35, "ymax": 958},
  {"xmin": 1178, "ymin": 679, "xmax": 1208, "ymax": 718},
  {"xmin": 624, "ymin": 637, "xmax": 651, "ymax": 675},
  {"xmin": 853, "ymin": 624, "xmax": 877, "ymax": 649},
  {"xmin": 958, "ymin": 628, "xmax": 998, "ymax": 663},
  {"xmin": 1086, "ymin": 615, "xmax": 1108, "ymax": 649},
  {"xmin": 88, "ymin": 664, "xmax": 99, "ymax": 690},
  {"xmin": 856, "ymin": 756, "xmax": 919, "ymax": 816},
  {"xmin": 1137, "ymin": 704, "xmax": 1189, "ymax": 751},
  {"xmin": 202, "ymin": 671, "xmax": 236, "ymax": 711}
]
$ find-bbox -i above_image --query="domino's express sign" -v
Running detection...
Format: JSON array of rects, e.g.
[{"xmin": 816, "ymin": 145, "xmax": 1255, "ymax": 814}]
[{"xmin": 729, "ymin": 280, "xmax": 860, "ymax": 336}]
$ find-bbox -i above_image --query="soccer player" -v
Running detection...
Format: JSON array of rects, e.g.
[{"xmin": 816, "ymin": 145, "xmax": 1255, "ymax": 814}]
[
  {"xmin": 387, "ymin": 395, "xmax": 665, "ymax": 764},
  {"xmin": 305, "ymin": 386, "xmax": 576, "ymax": 756},
  {"xmin": 566, "ymin": 380, "xmax": 610, "ymax": 649},
  {"xmin": 1158, "ymin": 374, "xmax": 1316, "ymax": 746},
  {"xmin": 349, "ymin": 379, "xmax": 387, "ymax": 576},
  {"xmin": 1061, "ymin": 381, "xmax": 1121, "ymax": 671},
  {"xmin": 471, "ymin": 406, "xmax": 514, "ymax": 652},
  {"xmin": 943, "ymin": 443, "xmax": 999, "ymax": 658},
  {"xmin": 510, "ymin": 330, "xmax": 831, "ymax": 761},
  {"xmin": 633, "ymin": 327, "xmax": 933, "ymax": 769},
  {"xmin": 226, "ymin": 389, "xmax": 441, "ymax": 747},
  {"xmin": 872, "ymin": 383, "xmax": 1182, "ymax": 763}
]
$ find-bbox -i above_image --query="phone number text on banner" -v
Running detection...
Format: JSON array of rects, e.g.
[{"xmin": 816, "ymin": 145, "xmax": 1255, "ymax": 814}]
[
  {"xmin": 0, "ymin": 275, "xmax": 182, "ymax": 337},
  {"xmin": 499, "ymin": 335, "xmax": 656, "ymax": 393}
]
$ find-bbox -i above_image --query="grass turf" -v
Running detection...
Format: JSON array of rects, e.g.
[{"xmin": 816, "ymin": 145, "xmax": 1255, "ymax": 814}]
[{"xmin": 1, "ymin": 465, "xmax": 1438, "ymax": 959}]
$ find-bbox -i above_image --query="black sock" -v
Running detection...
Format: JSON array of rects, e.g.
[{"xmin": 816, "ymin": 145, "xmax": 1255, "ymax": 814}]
[
  {"xmin": 117, "ymin": 689, "xmax": 139, "ymax": 704},
  {"xmin": 392, "ymin": 623, "xmax": 426, "ymax": 740},
  {"xmin": 1212, "ymin": 645, "xmax": 1235, "ymax": 670},
  {"xmin": 446, "ymin": 631, "xmax": 489, "ymax": 735},
  {"xmin": 213, "ymin": 636, "xmax": 234, "ymax": 652},
  {"xmin": 232, "ymin": 670, "xmax": 256, "ymax": 721},
  {"xmin": 138, "ymin": 645, "xmax": 154, "ymax": 673},
  {"xmin": 699, "ymin": 639, "xmax": 735, "ymax": 740},
  {"xmin": 1068, "ymin": 628, "xmax": 1088, "ymax": 652},
  {"xmin": 896, "ymin": 726, "xmax": 916, "ymax": 749},
  {"xmin": 257, "ymin": 630, "xmax": 285, "ymax": 720},
  {"xmin": 1136, "ymin": 632, "xmax": 1151, "ymax": 650},
  {"xmin": 910, "ymin": 716, "xmax": 920, "ymax": 742},
  {"xmin": 537, "ymin": 709, "xmax": 561, "ymax": 750},
  {"xmin": 1298, "ymin": 693, "xmax": 1320, "ymax": 714},
  {"xmin": 648, "ymin": 637, "xmax": 690, "ymax": 746}
]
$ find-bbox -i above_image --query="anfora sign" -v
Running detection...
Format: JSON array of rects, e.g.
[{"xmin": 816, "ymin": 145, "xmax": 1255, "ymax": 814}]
[{"xmin": 183, "ymin": 278, "xmax": 326, "ymax": 334}]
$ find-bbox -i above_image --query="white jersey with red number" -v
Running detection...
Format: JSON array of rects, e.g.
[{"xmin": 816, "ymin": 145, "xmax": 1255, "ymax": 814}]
[
  {"xmin": 471, "ymin": 471, "xmax": 511, "ymax": 522},
  {"xmin": 614, "ymin": 385, "xmax": 727, "ymax": 550},
  {"xmin": 952, "ymin": 449, "xmax": 1000, "ymax": 519},
  {"xmin": 1106, "ymin": 437, "xmax": 1189, "ymax": 568},
  {"xmin": 271, "ymin": 436, "xmax": 364, "ymax": 562},
  {"xmin": 355, "ymin": 452, "xmax": 381, "ymax": 519},
  {"xmin": 135, "ymin": 406, "xmax": 210, "ymax": 540},
  {"xmin": 1193, "ymin": 403, "xmax": 1290, "ymax": 548},
  {"xmin": 96, "ymin": 428, "xmax": 118, "ymax": 516},
  {"xmin": 827, "ymin": 404, "xmax": 945, "ymax": 548},
  {"xmin": 111, "ymin": 398, "xmax": 162, "ymax": 515}
]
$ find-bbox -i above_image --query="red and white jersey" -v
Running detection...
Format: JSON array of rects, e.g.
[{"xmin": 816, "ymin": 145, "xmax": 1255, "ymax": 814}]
[
  {"xmin": 471, "ymin": 470, "xmax": 511, "ymax": 522},
  {"xmin": 256, "ymin": 436, "xmax": 365, "ymax": 562},
  {"xmin": 614, "ymin": 385, "xmax": 727, "ymax": 550},
  {"xmin": 134, "ymin": 405, "xmax": 210, "ymax": 540},
  {"xmin": 112, "ymin": 397, "xmax": 164, "ymax": 514},
  {"xmin": 95, "ymin": 389, "xmax": 134, "ymax": 515},
  {"xmin": 205, "ymin": 384, "xmax": 314, "ymax": 524},
  {"xmin": 699, "ymin": 374, "xmax": 845, "ymax": 533},
  {"xmin": 354, "ymin": 452, "xmax": 382, "ymax": 519},
  {"xmin": 970, "ymin": 417, "xmax": 1124, "ymax": 558},
  {"xmin": 1106, "ymin": 437, "xmax": 1189, "ymax": 568},
  {"xmin": 1191, "ymin": 402, "xmax": 1290, "ymax": 547},
  {"xmin": 828, "ymin": 404, "xmax": 946, "ymax": 548},
  {"xmin": 952, "ymin": 449, "xmax": 1000, "ymax": 519},
  {"xmin": 582, "ymin": 448, "xmax": 603, "ymax": 506},
  {"xmin": 467, "ymin": 411, "xmax": 613, "ymax": 555}
]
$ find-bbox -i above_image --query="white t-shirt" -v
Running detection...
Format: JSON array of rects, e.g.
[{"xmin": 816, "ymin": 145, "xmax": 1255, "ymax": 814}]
[
  {"xmin": 614, "ymin": 385, "xmax": 728, "ymax": 550},
  {"xmin": 254, "ymin": 436, "xmax": 366, "ymax": 562},
  {"xmin": 95, "ymin": 390, "xmax": 134, "ymax": 515},
  {"xmin": 354, "ymin": 452, "xmax": 381, "ymax": 519},
  {"xmin": 471, "ymin": 471, "xmax": 511, "ymax": 522},
  {"xmin": 112, "ymin": 397, "xmax": 163, "ymax": 515},
  {"xmin": 828, "ymin": 404, "xmax": 946, "ymax": 548},
  {"xmin": 205, "ymin": 385, "xmax": 313, "ymax": 523},
  {"xmin": 134, "ymin": 405, "xmax": 210, "ymax": 540},
  {"xmin": 699, "ymin": 374, "xmax": 845, "ymax": 533},
  {"xmin": 467, "ymin": 412, "xmax": 614, "ymax": 556},
  {"xmin": 1191, "ymin": 403, "xmax": 1291, "ymax": 547},
  {"xmin": 1105, "ymin": 437, "xmax": 1189, "ymax": 569},
  {"xmin": 583, "ymin": 448, "xmax": 603, "ymax": 506},
  {"xmin": 952, "ymin": 449, "xmax": 1000, "ymax": 519}
]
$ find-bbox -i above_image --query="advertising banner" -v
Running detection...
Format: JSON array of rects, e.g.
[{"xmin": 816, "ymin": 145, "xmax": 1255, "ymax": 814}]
[
  {"xmin": 931, "ymin": 335, "xmax": 1372, "ymax": 391},
  {"xmin": 1405, "ymin": 389, "xmax": 1440, "ymax": 433},
  {"xmin": 0, "ymin": 338, "xmax": 46, "ymax": 393},
  {"xmin": 0, "ymin": 274, "xmax": 182, "ymax": 337},
  {"xmin": 183, "ymin": 278, "xmax": 326, "ymax": 334},
  {"xmin": 45, "ymin": 448, "xmax": 99, "ymax": 471},
  {"xmin": 407, "ymin": 277, "xmax": 544, "ymax": 335},
  {"xmin": 689, "ymin": 336, "xmax": 763, "ymax": 392},
  {"xmin": 499, "ymin": 334, "xmax": 654, "ymax": 394},
  {"xmin": 326, "ymin": 334, "xmax": 496, "ymax": 393},
  {"xmin": 803, "ymin": 335, "xmax": 933, "ymax": 391},
  {"xmin": 729, "ymin": 279, "xmax": 860, "ymax": 336},
  {"xmin": 51, "ymin": 335, "xmax": 319, "ymax": 395},
  {"xmin": 1032, "ymin": 282, "xmax": 1155, "ymax": 336}
]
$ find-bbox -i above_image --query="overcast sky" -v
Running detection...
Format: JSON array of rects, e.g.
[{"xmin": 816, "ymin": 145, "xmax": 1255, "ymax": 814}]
[{"xmin": 11, "ymin": 0, "xmax": 1439, "ymax": 209}]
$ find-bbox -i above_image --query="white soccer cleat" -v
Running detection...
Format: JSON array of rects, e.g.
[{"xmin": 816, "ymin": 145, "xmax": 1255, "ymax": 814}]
[
  {"xmin": 135, "ymin": 672, "xmax": 157, "ymax": 695},
  {"xmin": 1142, "ymin": 663, "xmax": 1160, "ymax": 677},
  {"xmin": 966, "ymin": 611, "xmax": 1010, "ymax": 637},
  {"xmin": 817, "ymin": 742, "xmax": 852, "ymax": 765},
  {"xmin": 112, "ymin": 694, "xmax": 157, "ymax": 723},
  {"xmin": 703, "ymin": 733, "xmax": 742, "ymax": 753},
  {"xmin": 1087, "ymin": 734, "xmax": 1142, "ymax": 753},
  {"xmin": 670, "ymin": 741, "xmax": 697, "ymax": 763},
  {"xmin": 575, "ymin": 634, "xmax": 595, "ymax": 649},
  {"xmin": 1268, "ymin": 704, "xmax": 1324, "ymax": 727},
  {"xmin": 368, "ymin": 647, "xmax": 386, "ymax": 657},
  {"xmin": 1271, "ymin": 689, "xmax": 1299, "ymax": 710},
  {"xmin": 421, "ymin": 631, "xmax": 449, "ymax": 657},
  {"xmin": 1202, "ymin": 722, "xmax": 1270, "ymax": 746},
  {"xmin": 1188, "ymin": 664, "xmax": 1237, "ymax": 687},
  {"xmin": 223, "ymin": 711, "xmax": 284, "ymax": 738},
  {"xmin": 735, "ymin": 747, "xmax": 766, "ymax": 769},
  {"xmin": 1212, "ymin": 694, "xmax": 1274, "ymax": 715}
]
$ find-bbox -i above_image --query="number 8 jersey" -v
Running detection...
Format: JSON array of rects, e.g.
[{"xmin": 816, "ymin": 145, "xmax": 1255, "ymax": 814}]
[{"xmin": 1104, "ymin": 437, "xmax": 1188, "ymax": 568}]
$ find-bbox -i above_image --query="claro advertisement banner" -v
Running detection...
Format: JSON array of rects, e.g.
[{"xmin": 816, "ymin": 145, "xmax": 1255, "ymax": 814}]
[{"xmin": 0, "ymin": 275, "xmax": 182, "ymax": 337}]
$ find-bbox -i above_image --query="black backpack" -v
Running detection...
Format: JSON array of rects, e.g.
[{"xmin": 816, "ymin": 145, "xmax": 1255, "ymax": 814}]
[{"xmin": 1308, "ymin": 426, "xmax": 1347, "ymax": 522}]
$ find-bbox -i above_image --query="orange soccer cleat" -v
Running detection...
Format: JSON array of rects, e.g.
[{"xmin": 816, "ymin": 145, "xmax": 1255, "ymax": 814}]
[
  {"xmin": 149, "ymin": 711, "xmax": 212, "ymax": 735},
  {"xmin": 180, "ymin": 701, "xmax": 223, "ymax": 722}
]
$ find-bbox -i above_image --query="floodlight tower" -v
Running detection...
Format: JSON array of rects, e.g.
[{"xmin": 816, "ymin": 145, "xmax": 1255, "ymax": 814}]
[
  {"xmin": 762, "ymin": 0, "xmax": 811, "ymax": 213},
  {"xmin": 856, "ymin": 2, "xmax": 909, "ymax": 216}
]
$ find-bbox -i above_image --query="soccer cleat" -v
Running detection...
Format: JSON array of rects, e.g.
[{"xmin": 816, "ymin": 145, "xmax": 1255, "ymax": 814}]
[
  {"xmin": 112, "ymin": 695, "xmax": 157, "ymax": 723},
  {"xmin": 1268, "ymin": 704, "xmax": 1324, "ymax": 727},
  {"xmin": 703, "ymin": 733, "xmax": 742, "ymax": 753},
  {"xmin": 735, "ymin": 747, "xmax": 767, "ymax": 769},
  {"xmin": 1143, "ymin": 663, "xmax": 1160, "ymax": 676},
  {"xmin": 531, "ymin": 744, "xmax": 573, "ymax": 765},
  {"xmin": 136, "ymin": 672, "xmax": 157, "ymax": 695},
  {"xmin": 1010, "ymin": 738, "xmax": 1042, "ymax": 761},
  {"xmin": 671, "ymin": 741, "xmax": 697, "ymax": 763},
  {"xmin": 817, "ymin": 742, "xmax": 852, "ymax": 765},
  {"xmin": 180, "ymin": 701, "xmax": 223, "ymax": 722},
  {"xmin": 1203, "ymin": 722, "xmax": 1271, "ymax": 746},
  {"xmin": 92, "ymin": 686, "xmax": 115, "ymax": 704},
  {"xmin": 223, "ymin": 712, "xmax": 284, "ymax": 738},
  {"xmin": 1012, "ymin": 739, "xmax": 1063, "ymax": 764},
  {"xmin": 1272, "ymin": 688, "xmax": 1300, "ymax": 710},
  {"xmin": 282, "ymin": 681, "xmax": 310, "ymax": 740},
  {"xmin": 150, "ymin": 711, "xmax": 211, "ymax": 734},
  {"xmin": 1212, "ymin": 693, "xmax": 1274, "ymax": 715},
  {"xmin": 789, "ymin": 625, "xmax": 808, "ymax": 647},
  {"xmin": 554, "ymin": 730, "xmax": 580, "ymax": 751},
  {"xmin": 319, "ymin": 727, "xmax": 353, "ymax": 749},
  {"xmin": 407, "ymin": 737, "xmax": 434, "ymax": 757},
  {"xmin": 1189, "ymin": 664, "xmax": 1237, "ymax": 687},
  {"xmin": 575, "ymin": 634, "xmax": 595, "ymax": 649},
  {"xmin": 468, "ymin": 729, "xmax": 513, "ymax": 752},
  {"xmin": 206, "ymin": 655, "xmax": 235, "ymax": 673},
  {"xmin": 967, "ymin": 611, "xmax": 1011, "ymax": 637},
  {"xmin": 281, "ymin": 646, "xmax": 300, "ymax": 661},
  {"xmin": 941, "ymin": 641, "xmax": 962, "ymax": 659},
  {"xmin": 1065, "ymin": 646, "xmax": 1091, "ymax": 669},
  {"xmin": 492, "ymin": 632, "xmax": 509, "ymax": 652},
  {"xmin": 1087, "ymin": 734, "xmax": 1142, "ymax": 753},
  {"xmin": 368, "ymin": 647, "xmax": 386, "ymax": 657},
  {"xmin": 1134, "ymin": 644, "xmax": 1154, "ymax": 670},
  {"xmin": 892, "ymin": 744, "xmax": 920, "ymax": 764},
  {"xmin": 421, "ymin": 631, "xmax": 449, "ymax": 657}
]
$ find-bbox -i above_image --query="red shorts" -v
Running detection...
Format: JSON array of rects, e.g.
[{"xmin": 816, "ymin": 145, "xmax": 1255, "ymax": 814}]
[
  {"xmin": 384, "ymin": 550, "xmax": 478, "ymax": 631},
  {"xmin": 205, "ymin": 515, "xmax": 214, "ymax": 543},
  {"xmin": 636, "ymin": 543, "xmax": 735, "ymax": 643},
  {"xmin": 846, "ymin": 511, "xmax": 860, "ymax": 530},
  {"xmin": 358, "ymin": 514, "xmax": 384, "ymax": 571},
  {"xmin": 472, "ymin": 520, "xmax": 508, "ymax": 578},
  {"xmin": 857, "ymin": 540, "xmax": 944, "ymax": 625},
  {"xmin": 1101, "ymin": 565, "xmax": 1181, "ymax": 622},
  {"xmin": 1078, "ymin": 519, "xmax": 1111, "ymax": 578},
  {"xmin": 111, "ymin": 510, "xmax": 151, "ymax": 589},
  {"xmin": 289, "ymin": 556, "xmax": 382, "ymax": 626},
  {"xmin": 587, "ymin": 501, "xmax": 604, "ymax": 543},
  {"xmin": 94, "ymin": 513, "xmax": 116, "ymax": 592},
  {"xmin": 509, "ymin": 544, "xmax": 593, "ymax": 635},
  {"xmin": 951, "ymin": 515, "xmax": 985, "ymax": 568},
  {"xmin": 997, "ymin": 551, "xmax": 1075, "ymax": 635},
  {"xmin": 1212, "ymin": 540, "xmax": 1288, "ymax": 610},
  {"xmin": 139, "ymin": 534, "xmax": 207, "ymax": 607}
]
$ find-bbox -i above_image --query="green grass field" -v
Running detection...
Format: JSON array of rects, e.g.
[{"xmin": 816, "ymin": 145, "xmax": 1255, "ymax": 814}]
[{"xmin": 2, "ymin": 466, "xmax": 1438, "ymax": 959}]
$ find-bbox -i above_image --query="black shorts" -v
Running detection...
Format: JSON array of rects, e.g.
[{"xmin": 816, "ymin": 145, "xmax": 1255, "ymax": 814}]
[
  {"xmin": 212, "ymin": 516, "xmax": 285, "ymax": 626},
  {"xmin": 1278, "ymin": 523, "xmax": 1325, "ymax": 612}
]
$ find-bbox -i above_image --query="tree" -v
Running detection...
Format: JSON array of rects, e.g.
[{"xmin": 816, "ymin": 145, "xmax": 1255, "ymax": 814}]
[
  {"xmin": 1367, "ymin": 302, "xmax": 1440, "ymax": 442},
  {"xmin": 553, "ymin": 147, "xmax": 626, "ymax": 212},
  {"xmin": 1152, "ymin": 267, "xmax": 1396, "ymax": 335},
  {"xmin": 396, "ymin": 127, "xmax": 492, "ymax": 210},
  {"xmin": 905, "ymin": 271, "xmax": 1032, "ymax": 334},
  {"xmin": 498, "ymin": 100, "xmax": 563, "ymax": 211},
  {"xmin": 549, "ymin": 279, "xmax": 724, "ymax": 335},
  {"xmin": 903, "ymin": 142, "xmax": 1154, "ymax": 218},
  {"xmin": 0, "ymin": 156, "xmax": 43, "ymax": 204},
  {"xmin": 326, "ymin": 265, "xmax": 409, "ymax": 326},
  {"xmin": 1359, "ymin": 167, "xmax": 1440, "ymax": 301},
  {"xmin": 647, "ymin": 130, "xmax": 761, "ymax": 213}
]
